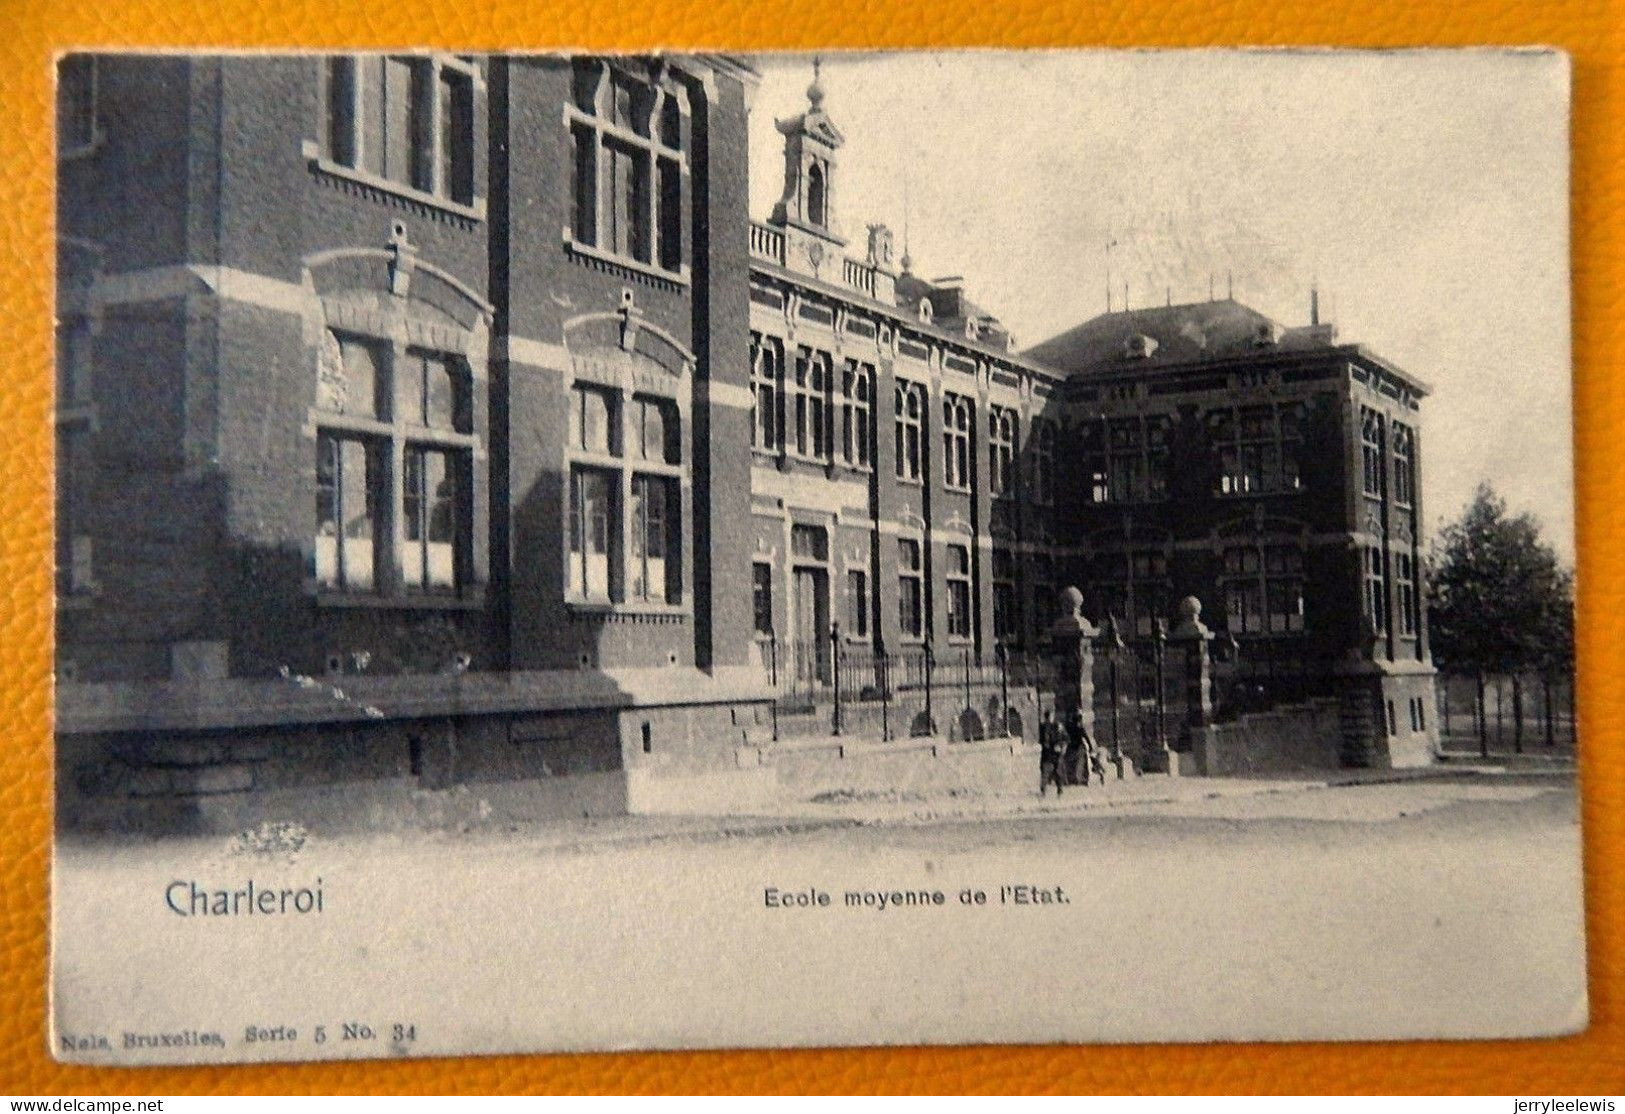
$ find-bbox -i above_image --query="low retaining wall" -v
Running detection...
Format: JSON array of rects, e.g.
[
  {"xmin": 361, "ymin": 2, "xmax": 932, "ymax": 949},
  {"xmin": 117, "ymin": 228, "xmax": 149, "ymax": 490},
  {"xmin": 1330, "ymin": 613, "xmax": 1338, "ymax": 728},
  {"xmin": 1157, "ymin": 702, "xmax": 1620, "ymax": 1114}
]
[
  {"xmin": 1190, "ymin": 698, "xmax": 1344, "ymax": 776},
  {"xmin": 745, "ymin": 735, "xmax": 1039, "ymax": 801}
]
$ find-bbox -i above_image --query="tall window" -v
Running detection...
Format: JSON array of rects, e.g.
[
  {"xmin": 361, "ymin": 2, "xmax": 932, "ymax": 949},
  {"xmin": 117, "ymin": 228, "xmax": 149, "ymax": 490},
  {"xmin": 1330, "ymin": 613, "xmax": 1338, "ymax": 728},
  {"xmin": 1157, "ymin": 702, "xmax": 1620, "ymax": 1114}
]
[
  {"xmin": 1095, "ymin": 549, "xmax": 1169, "ymax": 638},
  {"xmin": 946, "ymin": 543, "xmax": 973, "ymax": 640},
  {"xmin": 569, "ymin": 468, "xmax": 614, "ymax": 601},
  {"xmin": 1361, "ymin": 407, "xmax": 1386, "ymax": 500},
  {"xmin": 313, "ymin": 330, "xmax": 474, "ymax": 597},
  {"xmin": 847, "ymin": 569, "xmax": 869, "ymax": 638},
  {"xmin": 323, "ymin": 56, "xmax": 476, "ymax": 205},
  {"xmin": 568, "ymin": 60, "xmax": 685, "ymax": 274},
  {"xmin": 898, "ymin": 538, "xmax": 925, "ymax": 639},
  {"xmin": 1392, "ymin": 422, "xmax": 1415, "ymax": 509},
  {"xmin": 1031, "ymin": 418, "xmax": 1055, "ymax": 506},
  {"xmin": 58, "ymin": 55, "xmax": 97, "ymax": 154},
  {"xmin": 1364, "ymin": 545, "xmax": 1388, "ymax": 635},
  {"xmin": 942, "ymin": 393, "xmax": 973, "ymax": 491},
  {"xmin": 316, "ymin": 434, "xmax": 382, "ymax": 591},
  {"xmin": 401, "ymin": 448, "xmax": 459, "ymax": 591},
  {"xmin": 989, "ymin": 407, "xmax": 1018, "ymax": 499},
  {"xmin": 806, "ymin": 161, "xmax": 828, "ymax": 227},
  {"xmin": 1084, "ymin": 415, "xmax": 1169, "ymax": 503},
  {"xmin": 1221, "ymin": 546, "xmax": 1305, "ymax": 635},
  {"xmin": 840, "ymin": 359, "xmax": 873, "ymax": 469},
  {"xmin": 1210, "ymin": 403, "xmax": 1304, "ymax": 496},
  {"xmin": 750, "ymin": 332, "xmax": 782, "ymax": 452},
  {"xmin": 895, "ymin": 381, "xmax": 924, "ymax": 481},
  {"xmin": 629, "ymin": 475, "xmax": 678, "ymax": 603},
  {"xmin": 566, "ymin": 383, "xmax": 683, "ymax": 606},
  {"xmin": 752, "ymin": 561, "xmax": 774, "ymax": 636},
  {"xmin": 787, "ymin": 347, "xmax": 833, "ymax": 460},
  {"xmin": 1395, "ymin": 550, "xmax": 1418, "ymax": 637},
  {"xmin": 992, "ymin": 548, "xmax": 1020, "ymax": 644}
]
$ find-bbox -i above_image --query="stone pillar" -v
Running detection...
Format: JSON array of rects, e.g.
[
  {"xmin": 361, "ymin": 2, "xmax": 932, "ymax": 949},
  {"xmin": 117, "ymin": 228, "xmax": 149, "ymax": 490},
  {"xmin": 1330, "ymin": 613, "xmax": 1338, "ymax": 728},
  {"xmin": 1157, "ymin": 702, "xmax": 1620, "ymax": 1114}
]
[
  {"xmin": 1047, "ymin": 586, "xmax": 1098, "ymax": 775},
  {"xmin": 1166, "ymin": 595, "xmax": 1215, "ymax": 775}
]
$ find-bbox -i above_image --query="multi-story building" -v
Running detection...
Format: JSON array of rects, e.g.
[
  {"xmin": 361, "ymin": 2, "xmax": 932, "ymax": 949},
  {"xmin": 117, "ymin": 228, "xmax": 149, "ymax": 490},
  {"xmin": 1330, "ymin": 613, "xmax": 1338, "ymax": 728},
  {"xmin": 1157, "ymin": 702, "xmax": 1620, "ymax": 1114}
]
[
  {"xmin": 743, "ymin": 71, "xmax": 1437, "ymax": 766},
  {"xmin": 53, "ymin": 54, "xmax": 1437, "ymax": 829},
  {"xmin": 1029, "ymin": 297, "xmax": 1437, "ymax": 767},
  {"xmin": 54, "ymin": 53, "xmax": 776, "ymax": 826}
]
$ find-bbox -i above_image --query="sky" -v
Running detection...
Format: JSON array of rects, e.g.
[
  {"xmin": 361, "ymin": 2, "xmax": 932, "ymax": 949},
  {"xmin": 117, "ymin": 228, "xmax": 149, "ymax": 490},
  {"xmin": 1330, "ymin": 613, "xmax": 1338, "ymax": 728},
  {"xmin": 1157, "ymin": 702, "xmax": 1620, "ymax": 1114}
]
[{"xmin": 745, "ymin": 50, "xmax": 1575, "ymax": 563}]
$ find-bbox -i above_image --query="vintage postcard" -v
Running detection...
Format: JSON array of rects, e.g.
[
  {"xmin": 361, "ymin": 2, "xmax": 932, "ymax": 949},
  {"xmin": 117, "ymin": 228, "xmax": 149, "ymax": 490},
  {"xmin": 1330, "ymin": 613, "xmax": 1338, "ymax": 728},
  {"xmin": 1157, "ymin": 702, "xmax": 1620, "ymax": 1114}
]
[{"xmin": 50, "ymin": 48, "xmax": 1583, "ymax": 1065}]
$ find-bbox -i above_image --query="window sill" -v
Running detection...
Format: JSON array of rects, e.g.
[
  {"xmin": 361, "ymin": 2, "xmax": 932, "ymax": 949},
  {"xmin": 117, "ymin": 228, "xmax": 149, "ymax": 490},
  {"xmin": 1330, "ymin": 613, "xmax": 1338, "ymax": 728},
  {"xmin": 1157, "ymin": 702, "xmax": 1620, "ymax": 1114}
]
[
  {"xmin": 566, "ymin": 599, "xmax": 692, "ymax": 620},
  {"xmin": 314, "ymin": 588, "xmax": 487, "ymax": 611},
  {"xmin": 894, "ymin": 475, "xmax": 925, "ymax": 488},
  {"xmin": 1217, "ymin": 489, "xmax": 1303, "ymax": 500},
  {"xmin": 303, "ymin": 143, "xmax": 487, "ymax": 222},
  {"xmin": 942, "ymin": 484, "xmax": 973, "ymax": 496},
  {"xmin": 561, "ymin": 231, "xmax": 690, "ymax": 288}
]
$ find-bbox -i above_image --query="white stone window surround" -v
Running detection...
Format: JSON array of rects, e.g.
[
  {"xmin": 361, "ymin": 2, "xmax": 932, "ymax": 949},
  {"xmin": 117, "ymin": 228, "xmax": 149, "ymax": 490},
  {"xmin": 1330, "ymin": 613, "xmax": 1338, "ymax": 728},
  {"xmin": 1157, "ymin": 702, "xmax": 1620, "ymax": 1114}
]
[
  {"xmin": 560, "ymin": 317, "xmax": 694, "ymax": 619},
  {"xmin": 300, "ymin": 248, "xmax": 492, "ymax": 609},
  {"xmin": 561, "ymin": 59, "xmax": 692, "ymax": 286},
  {"xmin": 305, "ymin": 54, "xmax": 488, "ymax": 223}
]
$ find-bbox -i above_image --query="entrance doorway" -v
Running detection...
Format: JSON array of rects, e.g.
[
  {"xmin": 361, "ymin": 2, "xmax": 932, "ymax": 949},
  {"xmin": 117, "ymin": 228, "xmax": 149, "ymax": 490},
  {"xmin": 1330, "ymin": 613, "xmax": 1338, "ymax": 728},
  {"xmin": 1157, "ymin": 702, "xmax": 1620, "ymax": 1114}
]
[{"xmin": 792, "ymin": 565, "xmax": 830, "ymax": 688}]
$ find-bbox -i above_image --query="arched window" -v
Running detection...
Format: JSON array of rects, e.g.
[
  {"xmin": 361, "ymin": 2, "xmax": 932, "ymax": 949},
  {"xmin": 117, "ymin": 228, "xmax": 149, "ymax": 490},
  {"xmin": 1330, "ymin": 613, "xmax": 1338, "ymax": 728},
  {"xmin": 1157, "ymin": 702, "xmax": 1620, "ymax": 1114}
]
[
  {"xmin": 841, "ymin": 359, "xmax": 872, "ymax": 469},
  {"xmin": 894, "ymin": 381, "xmax": 924, "ymax": 481},
  {"xmin": 806, "ymin": 161, "xmax": 827, "ymax": 227}
]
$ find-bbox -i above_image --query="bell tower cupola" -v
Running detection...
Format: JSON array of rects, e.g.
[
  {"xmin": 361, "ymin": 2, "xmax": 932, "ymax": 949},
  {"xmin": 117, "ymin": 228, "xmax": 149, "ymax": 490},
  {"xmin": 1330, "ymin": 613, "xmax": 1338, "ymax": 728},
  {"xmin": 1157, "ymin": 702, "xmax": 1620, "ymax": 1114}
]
[{"xmin": 769, "ymin": 59, "xmax": 847, "ymax": 248}]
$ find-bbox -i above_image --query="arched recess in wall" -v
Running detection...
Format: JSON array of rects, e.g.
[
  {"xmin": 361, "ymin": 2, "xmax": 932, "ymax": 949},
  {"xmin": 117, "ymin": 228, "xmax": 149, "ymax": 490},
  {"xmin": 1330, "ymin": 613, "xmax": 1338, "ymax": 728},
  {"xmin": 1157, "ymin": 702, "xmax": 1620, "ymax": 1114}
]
[{"xmin": 299, "ymin": 225, "xmax": 494, "ymax": 604}]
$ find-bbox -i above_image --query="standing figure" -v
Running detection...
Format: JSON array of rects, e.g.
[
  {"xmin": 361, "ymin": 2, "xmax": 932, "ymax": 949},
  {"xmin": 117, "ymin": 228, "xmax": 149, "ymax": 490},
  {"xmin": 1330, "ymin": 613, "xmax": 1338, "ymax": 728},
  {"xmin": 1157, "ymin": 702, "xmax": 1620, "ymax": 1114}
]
[
  {"xmin": 1068, "ymin": 709, "xmax": 1105, "ymax": 786},
  {"xmin": 1038, "ymin": 710, "xmax": 1067, "ymax": 796}
]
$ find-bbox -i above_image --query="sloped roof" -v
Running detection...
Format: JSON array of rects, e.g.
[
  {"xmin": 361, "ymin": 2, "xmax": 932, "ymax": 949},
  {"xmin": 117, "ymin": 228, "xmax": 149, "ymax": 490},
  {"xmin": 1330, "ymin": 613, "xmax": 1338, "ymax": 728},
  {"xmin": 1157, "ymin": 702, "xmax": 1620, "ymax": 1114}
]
[{"xmin": 1024, "ymin": 299, "xmax": 1285, "ymax": 374}]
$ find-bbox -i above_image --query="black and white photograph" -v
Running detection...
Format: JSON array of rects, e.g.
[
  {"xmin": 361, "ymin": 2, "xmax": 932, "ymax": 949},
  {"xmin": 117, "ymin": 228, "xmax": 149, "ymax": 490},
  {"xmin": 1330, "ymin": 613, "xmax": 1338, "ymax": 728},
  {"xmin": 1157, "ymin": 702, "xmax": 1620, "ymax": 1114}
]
[{"xmin": 50, "ymin": 48, "xmax": 1582, "ymax": 1064}]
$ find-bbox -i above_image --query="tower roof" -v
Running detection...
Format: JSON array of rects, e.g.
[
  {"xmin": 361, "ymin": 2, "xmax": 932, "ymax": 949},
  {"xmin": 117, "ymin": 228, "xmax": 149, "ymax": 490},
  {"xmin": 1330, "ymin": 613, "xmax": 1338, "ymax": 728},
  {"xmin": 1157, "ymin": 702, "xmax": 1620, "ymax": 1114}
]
[{"xmin": 1025, "ymin": 299, "xmax": 1287, "ymax": 373}]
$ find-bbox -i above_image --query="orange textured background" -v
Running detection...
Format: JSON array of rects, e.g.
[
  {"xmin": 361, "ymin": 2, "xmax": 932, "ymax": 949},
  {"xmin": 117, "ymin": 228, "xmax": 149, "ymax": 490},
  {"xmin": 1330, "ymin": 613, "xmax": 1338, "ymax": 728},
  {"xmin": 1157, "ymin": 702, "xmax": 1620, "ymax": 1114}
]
[{"xmin": 1, "ymin": 0, "xmax": 1620, "ymax": 1095}]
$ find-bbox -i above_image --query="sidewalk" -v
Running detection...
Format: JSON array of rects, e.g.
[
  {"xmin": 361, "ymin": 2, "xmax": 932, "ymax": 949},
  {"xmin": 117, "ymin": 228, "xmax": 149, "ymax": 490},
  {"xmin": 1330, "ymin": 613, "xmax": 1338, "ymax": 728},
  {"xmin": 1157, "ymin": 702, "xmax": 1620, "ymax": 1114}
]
[{"xmin": 451, "ymin": 761, "xmax": 1516, "ymax": 855}]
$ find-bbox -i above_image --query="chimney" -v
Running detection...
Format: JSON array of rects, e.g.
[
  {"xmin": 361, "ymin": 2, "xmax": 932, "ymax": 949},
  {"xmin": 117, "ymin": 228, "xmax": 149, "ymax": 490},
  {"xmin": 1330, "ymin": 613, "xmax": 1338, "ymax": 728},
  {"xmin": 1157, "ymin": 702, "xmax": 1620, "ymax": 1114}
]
[{"xmin": 1311, "ymin": 285, "xmax": 1320, "ymax": 326}]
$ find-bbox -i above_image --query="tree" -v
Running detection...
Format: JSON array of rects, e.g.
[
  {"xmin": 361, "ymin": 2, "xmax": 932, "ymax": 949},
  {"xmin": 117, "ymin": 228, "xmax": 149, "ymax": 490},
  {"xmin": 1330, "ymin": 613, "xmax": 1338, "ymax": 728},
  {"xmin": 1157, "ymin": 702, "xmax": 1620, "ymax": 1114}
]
[{"xmin": 1428, "ymin": 483, "xmax": 1574, "ymax": 755}]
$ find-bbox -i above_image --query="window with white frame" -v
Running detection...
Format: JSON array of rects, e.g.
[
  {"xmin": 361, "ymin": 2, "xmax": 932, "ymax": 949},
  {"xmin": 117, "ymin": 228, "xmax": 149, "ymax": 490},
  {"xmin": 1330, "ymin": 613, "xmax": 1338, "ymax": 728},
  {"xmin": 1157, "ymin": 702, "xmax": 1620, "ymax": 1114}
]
[
  {"xmin": 58, "ymin": 55, "xmax": 98, "ymax": 154},
  {"xmin": 1392, "ymin": 422, "xmax": 1415, "ymax": 509},
  {"xmin": 989, "ymin": 406, "xmax": 1018, "ymax": 499},
  {"xmin": 749, "ymin": 332, "xmax": 782, "ymax": 452},
  {"xmin": 840, "ymin": 359, "xmax": 873, "ymax": 469},
  {"xmin": 1395, "ymin": 550, "xmax": 1418, "ymax": 637},
  {"xmin": 313, "ymin": 330, "xmax": 475, "ymax": 597},
  {"xmin": 566, "ymin": 383, "xmax": 682, "ymax": 606},
  {"xmin": 1083, "ymin": 414, "xmax": 1169, "ymax": 504},
  {"xmin": 942, "ymin": 393, "xmax": 973, "ymax": 491},
  {"xmin": 1094, "ymin": 549, "xmax": 1170, "ymax": 638},
  {"xmin": 1221, "ymin": 545, "xmax": 1304, "ymax": 635},
  {"xmin": 1364, "ymin": 544, "xmax": 1388, "ymax": 636},
  {"xmin": 847, "ymin": 568, "xmax": 869, "ymax": 638},
  {"xmin": 945, "ymin": 543, "xmax": 973, "ymax": 640},
  {"xmin": 788, "ymin": 346, "xmax": 833, "ymax": 461},
  {"xmin": 895, "ymin": 380, "xmax": 924, "ymax": 482},
  {"xmin": 322, "ymin": 55, "xmax": 476, "ymax": 206},
  {"xmin": 898, "ymin": 538, "xmax": 925, "ymax": 639},
  {"xmin": 1360, "ymin": 406, "xmax": 1386, "ymax": 501},
  {"xmin": 567, "ymin": 59, "xmax": 686, "ymax": 274},
  {"xmin": 752, "ymin": 561, "xmax": 774, "ymax": 636}
]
